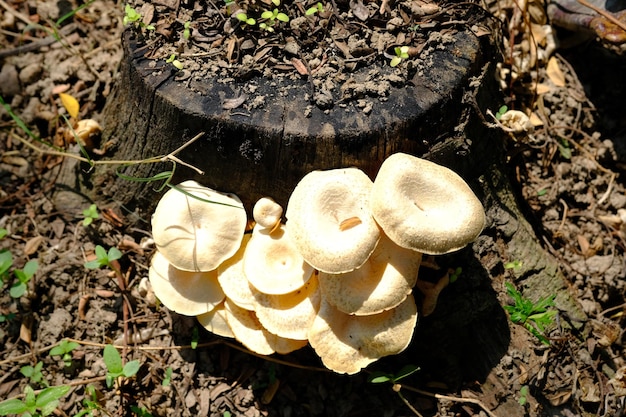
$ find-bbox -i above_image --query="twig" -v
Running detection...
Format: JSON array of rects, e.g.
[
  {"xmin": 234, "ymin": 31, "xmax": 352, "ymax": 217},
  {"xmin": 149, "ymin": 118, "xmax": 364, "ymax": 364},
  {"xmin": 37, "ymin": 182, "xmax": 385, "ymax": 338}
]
[
  {"xmin": 0, "ymin": 23, "xmax": 78, "ymax": 58},
  {"xmin": 401, "ymin": 384, "xmax": 499, "ymax": 417}
]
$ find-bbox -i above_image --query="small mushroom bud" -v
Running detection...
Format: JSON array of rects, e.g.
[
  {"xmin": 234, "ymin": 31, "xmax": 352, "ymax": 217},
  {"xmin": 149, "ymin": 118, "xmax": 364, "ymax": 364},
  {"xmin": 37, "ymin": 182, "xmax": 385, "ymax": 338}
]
[{"xmin": 253, "ymin": 197, "xmax": 283, "ymax": 230}]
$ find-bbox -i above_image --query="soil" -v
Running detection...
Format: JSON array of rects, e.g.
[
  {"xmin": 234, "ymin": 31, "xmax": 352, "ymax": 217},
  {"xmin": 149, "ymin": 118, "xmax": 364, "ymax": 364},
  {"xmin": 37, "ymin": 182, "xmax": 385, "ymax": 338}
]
[{"xmin": 0, "ymin": 0, "xmax": 625, "ymax": 417}]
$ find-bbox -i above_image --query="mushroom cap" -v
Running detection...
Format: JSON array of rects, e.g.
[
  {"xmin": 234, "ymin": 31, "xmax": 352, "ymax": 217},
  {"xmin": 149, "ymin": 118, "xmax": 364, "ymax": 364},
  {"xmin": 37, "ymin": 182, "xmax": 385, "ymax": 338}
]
[
  {"xmin": 244, "ymin": 224, "xmax": 314, "ymax": 295},
  {"xmin": 253, "ymin": 197, "xmax": 283, "ymax": 229},
  {"xmin": 224, "ymin": 299, "xmax": 308, "ymax": 355},
  {"xmin": 252, "ymin": 273, "xmax": 321, "ymax": 340},
  {"xmin": 370, "ymin": 153, "xmax": 486, "ymax": 254},
  {"xmin": 217, "ymin": 234, "xmax": 257, "ymax": 310},
  {"xmin": 148, "ymin": 251, "xmax": 225, "ymax": 316},
  {"xmin": 197, "ymin": 301, "xmax": 235, "ymax": 338},
  {"xmin": 308, "ymin": 295, "xmax": 418, "ymax": 374},
  {"xmin": 286, "ymin": 168, "xmax": 380, "ymax": 273},
  {"xmin": 152, "ymin": 180, "xmax": 247, "ymax": 272},
  {"xmin": 319, "ymin": 234, "xmax": 422, "ymax": 315}
]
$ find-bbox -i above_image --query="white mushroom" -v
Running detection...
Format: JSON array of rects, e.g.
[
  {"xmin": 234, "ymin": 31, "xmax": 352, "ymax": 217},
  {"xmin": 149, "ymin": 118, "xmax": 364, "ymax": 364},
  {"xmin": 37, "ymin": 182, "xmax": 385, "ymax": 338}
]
[
  {"xmin": 217, "ymin": 234, "xmax": 257, "ymax": 310},
  {"xmin": 196, "ymin": 301, "xmax": 235, "ymax": 338},
  {"xmin": 253, "ymin": 197, "xmax": 283, "ymax": 230},
  {"xmin": 252, "ymin": 273, "xmax": 321, "ymax": 340},
  {"xmin": 370, "ymin": 153, "xmax": 486, "ymax": 254},
  {"xmin": 286, "ymin": 168, "xmax": 380, "ymax": 273},
  {"xmin": 244, "ymin": 224, "xmax": 314, "ymax": 295},
  {"xmin": 148, "ymin": 252, "xmax": 225, "ymax": 316},
  {"xmin": 318, "ymin": 234, "xmax": 422, "ymax": 315},
  {"xmin": 308, "ymin": 295, "xmax": 418, "ymax": 374},
  {"xmin": 224, "ymin": 299, "xmax": 308, "ymax": 355},
  {"xmin": 151, "ymin": 180, "xmax": 247, "ymax": 272}
]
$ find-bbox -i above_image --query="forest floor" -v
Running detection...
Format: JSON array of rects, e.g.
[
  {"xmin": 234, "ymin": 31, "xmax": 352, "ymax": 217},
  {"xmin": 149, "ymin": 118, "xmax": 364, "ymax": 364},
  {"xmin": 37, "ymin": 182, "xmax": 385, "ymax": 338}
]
[{"xmin": 0, "ymin": 0, "xmax": 625, "ymax": 416}]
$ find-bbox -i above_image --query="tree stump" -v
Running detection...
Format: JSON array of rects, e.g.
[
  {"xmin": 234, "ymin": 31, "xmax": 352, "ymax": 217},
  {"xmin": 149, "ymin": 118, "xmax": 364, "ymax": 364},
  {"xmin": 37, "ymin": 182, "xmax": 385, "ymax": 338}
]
[{"xmin": 51, "ymin": 11, "xmax": 587, "ymax": 403}]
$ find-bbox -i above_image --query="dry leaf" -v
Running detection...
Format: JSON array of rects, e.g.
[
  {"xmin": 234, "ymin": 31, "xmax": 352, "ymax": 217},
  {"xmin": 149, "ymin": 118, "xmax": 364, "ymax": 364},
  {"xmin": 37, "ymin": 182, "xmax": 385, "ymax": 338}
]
[
  {"xmin": 546, "ymin": 57, "xmax": 566, "ymax": 87},
  {"xmin": 59, "ymin": 92, "xmax": 80, "ymax": 119},
  {"xmin": 535, "ymin": 83, "xmax": 552, "ymax": 95},
  {"xmin": 20, "ymin": 315, "xmax": 33, "ymax": 344},
  {"xmin": 23, "ymin": 235, "xmax": 44, "ymax": 256},
  {"xmin": 529, "ymin": 112, "xmax": 544, "ymax": 127},
  {"xmin": 291, "ymin": 58, "xmax": 308, "ymax": 75},
  {"xmin": 222, "ymin": 94, "xmax": 248, "ymax": 109}
]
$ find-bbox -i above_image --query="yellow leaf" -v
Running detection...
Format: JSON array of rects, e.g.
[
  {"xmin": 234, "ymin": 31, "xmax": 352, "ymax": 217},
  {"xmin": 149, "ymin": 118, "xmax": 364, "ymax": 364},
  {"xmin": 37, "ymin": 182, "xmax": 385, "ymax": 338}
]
[
  {"xmin": 546, "ymin": 57, "xmax": 566, "ymax": 87},
  {"xmin": 59, "ymin": 92, "xmax": 80, "ymax": 118}
]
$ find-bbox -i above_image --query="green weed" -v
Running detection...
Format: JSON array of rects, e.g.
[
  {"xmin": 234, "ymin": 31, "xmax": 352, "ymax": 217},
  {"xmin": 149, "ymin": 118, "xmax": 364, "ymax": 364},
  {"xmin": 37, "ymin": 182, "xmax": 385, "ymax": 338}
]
[
  {"xmin": 82, "ymin": 204, "xmax": 99, "ymax": 227},
  {"xmin": 0, "ymin": 385, "xmax": 70, "ymax": 417},
  {"xmin": 103, "ymin": 344, "xmax": 141, "ymax": 389},
  {"xmin": 49, "ymin": 339, "xmax": 80, "ymax": 368},
  {"xmin": 503, "ymin": 282, "xmax": 557, "ymax": 345}
]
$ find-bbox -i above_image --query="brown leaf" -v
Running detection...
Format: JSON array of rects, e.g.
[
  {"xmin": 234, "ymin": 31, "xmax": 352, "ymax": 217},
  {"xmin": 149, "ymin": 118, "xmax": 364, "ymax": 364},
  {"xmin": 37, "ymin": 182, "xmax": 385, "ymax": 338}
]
[
  {"xmin": 291, "ymin": 58, "xmax": 308, "ymax": 75},
  {"xmin": 23, "ymin": 235, "xmax": 44, "ymax": 256},
  {"xmin": 20, "ymin": 314, "xmax": 33, "ymax": 344},
  {"xmin": 546, "ymin": 57, "xmax": 566, "ymax": 87}
]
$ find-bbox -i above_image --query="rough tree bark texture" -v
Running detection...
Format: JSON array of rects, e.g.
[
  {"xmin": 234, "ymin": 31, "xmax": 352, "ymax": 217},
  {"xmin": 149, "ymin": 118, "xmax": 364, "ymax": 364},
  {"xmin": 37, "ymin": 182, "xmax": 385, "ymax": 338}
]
[{"xmin": 52, "ymin": 24, "xmax": 587, "ymax": 406}]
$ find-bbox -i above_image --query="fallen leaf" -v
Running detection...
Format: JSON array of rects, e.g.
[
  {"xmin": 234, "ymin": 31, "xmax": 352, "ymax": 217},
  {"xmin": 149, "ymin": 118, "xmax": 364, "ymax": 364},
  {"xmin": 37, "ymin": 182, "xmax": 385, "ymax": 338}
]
[
  {"xmin": 23, "ymin": 235, "xmax": 44, "ymax": 256},
  {"xmin": 59, "ymin": 92, "xmax": 80, "ymax": 118},
  {"xmin": 291, "ymin": 57, "xmax": 308, "ymax": 75},
  {"xmin": 535, "ymin": 83, "xmax": 552, "ymax": 95},
  {"xmin": 222, "ymin": 94, "xmax": 248, "ymax": 109},
  {"xmin": 546, "ymin": 57, "xmax": 565, "ymax": 87}
]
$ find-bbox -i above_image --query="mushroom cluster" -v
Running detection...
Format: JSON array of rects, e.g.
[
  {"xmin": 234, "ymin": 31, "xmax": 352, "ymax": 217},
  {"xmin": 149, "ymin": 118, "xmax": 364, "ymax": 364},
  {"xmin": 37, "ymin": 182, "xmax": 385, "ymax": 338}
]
[{"xmin": 148, "ymin": 153, "xmax": 486, "ymax": 374}]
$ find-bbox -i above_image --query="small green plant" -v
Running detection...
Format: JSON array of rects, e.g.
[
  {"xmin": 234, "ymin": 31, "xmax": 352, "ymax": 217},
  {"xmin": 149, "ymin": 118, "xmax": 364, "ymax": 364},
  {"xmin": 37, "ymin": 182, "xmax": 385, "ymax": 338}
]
[
  {"xmin": 84, "ymin": 245, "xmax": 122, "ymax": 270},
  {"xmin": 504, "ymin": 259, "xmax": 523, "ymax": 271},
  {"xmin": 74, "ymin": 385, "xmax": 102, "ymax": 417},
  {"xmin": 306, "ymin": 2, "xmax": 324, "ymax": 15},
  {"xmin": 236, "ymin": 12, "xmax": 256, "ymax": 26},
  {"xmin": 390, "ymin": 46, "xmax": 409, "ymax": 67},
  {"xmin": 183, "ymin": 21, "xmax": 192, "ymax": 39},
  {"xmin": 495, "ymin": 105, "xmax": 508, "ymax": 120},
  {"xmin": 103, "ymin": 344, "xmax": 141, "ymax": 389},
  {"xmin": 368, "ymin": 364, "xmax": 420, "ymax": 385},
  {"xmin": 260, "ymin": 0, "xmax": 289, "ymax": 31},
  {"xmin": 503, "ymin": 282, "xmax": 557, "ymax": 345},
  {"xmin": 162, "ymin": 367, "xmax": 173, "ymax": 386},
  {"xmin": 10, "ymin": 259, "xmax": 38, "ymax": 298},
  {"xmin": 21, "ymin": 362, "xmax": 48, "ymax": 388},
  {"xmin": 49, "ymin": 339, "xmax": 80, "ymax": 368},
  {"xmin": 166, "ymin": 54, "xmax": 184, "ymax": 70},
  {"xmin": 82, "ymin": 204, "xmax": 99, "ymax": 227},
  {"xmin": 0, "ymin": 385, "xmax": 70, "ymax": 417},
  {"xmin": 0, "ymin": 229, "xmax": 12, "ymax": 284},
  {"xmin": 190, "ymin": 326, "xmax": 199, "ymax": 349},
  {"xmin": 448, "ymin": 266, "xmax": 462, "ymax": 284},
  {"xmin": 123, "ymin": 4, "xmax": 155, "ymax": 30},
  {"xmin": 518, "ymin": 385, "xmax": 529, "ymax": 406}
]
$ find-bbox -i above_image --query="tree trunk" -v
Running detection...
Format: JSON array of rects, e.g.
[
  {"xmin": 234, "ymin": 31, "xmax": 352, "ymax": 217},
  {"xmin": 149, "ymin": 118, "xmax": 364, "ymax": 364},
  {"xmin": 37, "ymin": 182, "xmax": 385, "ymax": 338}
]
[{"xmin": 51, "ymin": 20, "xmax": 586, "ymax": 402}]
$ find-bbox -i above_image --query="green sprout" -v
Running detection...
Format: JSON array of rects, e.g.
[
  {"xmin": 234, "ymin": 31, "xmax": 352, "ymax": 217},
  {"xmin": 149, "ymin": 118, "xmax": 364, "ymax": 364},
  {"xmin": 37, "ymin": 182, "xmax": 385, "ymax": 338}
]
[
  {"xmin": 84, "ymin": 245, "xmax": 122, "ymax": 271},
  {"xmin": 10, "ymin": 259, "xmax": 38, "ymax": 298},
  {"xmin": 162, "ymin": 367, "xmax": 173, "ymax": 387},
  {"xmin": 103, "ymin": 345, "xmax": 141, "ymax": 389},
  {"xmin": 236, "ymin": 12, "xmax": 256, "ymax": 26},
  {"xmin": 21, "ymin": 362, "xmax": 48, "ymax": 388},
  {"xmin": 390, "ymin": 46, "xmax": 409, "ymax": 67},
  {"xmin": 495, "ymin": 105, "xmax": 508, "ymax": 120},
  {"xmin": 166, "ymin": 54, "xmax": 184, "ymax": 70},
  {"xmin": 0, "ymin": 229, "xmax": 12, "ymax": 284},
  {"xmin": 448, "ymin": 267, "xmax": 462, "ymax": 284},
  {"xmin": 0, "ymin": 385, "xmax": 70, "ymax": 417},
  {"xmin": 74, "ymin": 385, "xmax": 102, "ymax": 417},
  {"xmin": 123, "ymin": 4, "xmax": 155, "ymax": 30},
  {"xmin": 518, "ymin": 385, "xmax": 529, "ymax": 406},
  {"xmin": 82, "ymin": 204, "xmax": 99, "ymax": 227},
  {"xmin": 305, "ymin": 2, "xmax": 324, "ymax": 16},
  {"xmin": 503, "ymin": 282, "xmax": 557, "ymax": 345},
  {"xmin": 183, "ymin": 21, "xmax": 192, "ymax": 39},
  {"xmin": 259, "ymin": 0, "xmax": 289, "ymax": 31},
  {"xmin": 50, "ymin": 339, "xmax": 80, "ymax": 368}
]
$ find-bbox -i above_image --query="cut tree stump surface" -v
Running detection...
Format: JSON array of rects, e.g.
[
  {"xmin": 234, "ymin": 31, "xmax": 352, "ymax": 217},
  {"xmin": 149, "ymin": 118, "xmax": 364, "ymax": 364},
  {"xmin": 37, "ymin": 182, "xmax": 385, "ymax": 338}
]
[{"xmin": 95, "ymin": 27, "xmax": 484, "ymax": 214}]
